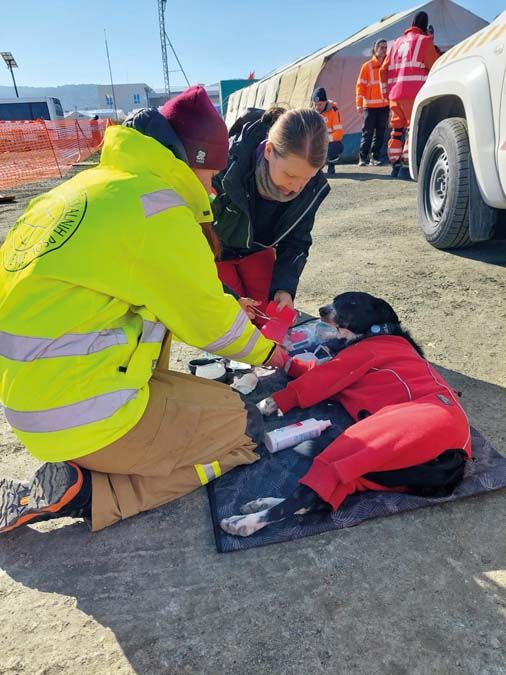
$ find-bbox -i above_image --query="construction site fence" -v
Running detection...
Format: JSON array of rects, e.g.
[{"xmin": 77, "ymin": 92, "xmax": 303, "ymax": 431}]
[{"xmin": 0, "ymin": 118, "xmax": 110, "ymax": 190}]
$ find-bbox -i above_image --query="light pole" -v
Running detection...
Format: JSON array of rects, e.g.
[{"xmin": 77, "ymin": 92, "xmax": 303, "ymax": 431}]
[
  {"xmin": 1, "ymin": 52, "xmax": 19, "ymax": 98},
  {"xmin": 103, "ymin": 30, "xmax": 118, "ymax": 121}
]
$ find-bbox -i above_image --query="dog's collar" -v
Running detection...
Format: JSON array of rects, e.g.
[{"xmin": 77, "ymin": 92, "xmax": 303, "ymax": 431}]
[{"xmin": 368, "ymin": 322, "xmax": 399, "ymax": 336}]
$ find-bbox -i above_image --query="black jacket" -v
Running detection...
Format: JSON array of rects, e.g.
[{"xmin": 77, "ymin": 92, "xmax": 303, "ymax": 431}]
[{"xmin": 212, "ymin": 119, "xmax": 330, "ymax": 299}]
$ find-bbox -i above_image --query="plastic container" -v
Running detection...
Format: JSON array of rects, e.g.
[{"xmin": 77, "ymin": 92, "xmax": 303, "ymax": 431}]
[
  {"xmin": 194, "ymin": 362, "xmax": 228, "ymax": 382},
  {"xmin": 264, "ymin": 418, "xmax": 332, "ymax": 454},
  {"xmin": 285, "ymin": 320, "xmax": 339, "ymax": 355}
]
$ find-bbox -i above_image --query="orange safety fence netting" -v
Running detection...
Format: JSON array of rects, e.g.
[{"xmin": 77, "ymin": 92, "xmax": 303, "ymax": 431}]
[{"xmin": 0, "ymin": 118, "xmax": 109, "ymax": 190}]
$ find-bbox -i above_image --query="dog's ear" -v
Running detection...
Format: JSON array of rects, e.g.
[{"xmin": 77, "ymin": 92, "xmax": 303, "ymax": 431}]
[{"xmin": 372, "ymin": 297, "xmax": 399, "ymax": 324}]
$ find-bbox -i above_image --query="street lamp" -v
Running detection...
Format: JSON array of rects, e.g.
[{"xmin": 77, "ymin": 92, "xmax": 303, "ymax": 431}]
[{"xmin": 1, "ymin": 52, "xmax": 19, "ymax": 98}]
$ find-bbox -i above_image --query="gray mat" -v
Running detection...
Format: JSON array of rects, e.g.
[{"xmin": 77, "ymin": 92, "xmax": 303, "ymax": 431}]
[{"xmin": 207, "ymin": 370, "xmax": 506, "ymax": 552}]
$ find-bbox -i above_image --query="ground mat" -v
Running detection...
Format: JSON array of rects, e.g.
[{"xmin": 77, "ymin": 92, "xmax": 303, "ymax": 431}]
[{"xmin": 207, "ymin": 370, "xmax": 506, "ymax": 552}]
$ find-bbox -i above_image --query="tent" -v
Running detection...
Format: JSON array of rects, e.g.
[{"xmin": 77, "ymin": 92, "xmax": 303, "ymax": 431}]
[{"xmin": 225, "ymin": 0, "xmax": 487, "ymax": 160}]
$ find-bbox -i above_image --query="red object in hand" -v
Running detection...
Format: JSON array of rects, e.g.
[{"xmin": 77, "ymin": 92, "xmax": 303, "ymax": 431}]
[{"xmin": 260, "ymin": 301, "xmax": 298, "ymax": 343}]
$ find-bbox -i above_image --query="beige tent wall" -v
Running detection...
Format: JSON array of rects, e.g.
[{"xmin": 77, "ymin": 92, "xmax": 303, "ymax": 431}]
[
  {"xmin": 276, "ymin": 68, "xmax": 300, "ymax": 108},
  {"xmin": 288, "ymin": 56, "xmax": 325, "ymax": 108},
  {"xmin": 261, "ymin": 76, "xmax": 281, "ymax": 109},
  {"xmin": 224, "ymin": 0, "xmax": 488, "ymax": 131},
  {"xmin": 245, "ymin": 82, "xmax": 259, "ymax": 110}
]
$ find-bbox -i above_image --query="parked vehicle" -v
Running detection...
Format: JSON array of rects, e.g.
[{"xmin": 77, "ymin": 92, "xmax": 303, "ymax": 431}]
[
  {"xmin": 0, "ymin": 97, "xmax": 65, "ymax": 121},
  {"xmin": 409, "ymin": 12, "xmax": 506, "ymax": 249}
]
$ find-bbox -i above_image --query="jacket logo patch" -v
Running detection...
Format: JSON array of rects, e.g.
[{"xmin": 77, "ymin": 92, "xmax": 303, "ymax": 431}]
[
  {"xmin": 195, "ymin": 149, "xmax": 207, "ymax": 164},
  {"xmin": 3, "ymin": 191, "xmax": 87, "ymax": 271}
]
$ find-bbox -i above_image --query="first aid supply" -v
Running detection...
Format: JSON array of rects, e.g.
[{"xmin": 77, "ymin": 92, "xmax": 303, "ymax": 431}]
[
  {"xmin": 230, "ymin": 372, "xmax": 259, "ymax": 395},
  {"xmin": 264, "ymin": 418, "xmax": 332, "ymax": 454},
  {"xmin": 195, "ymin": 362, "xmax": 227, "ymax": 382},
  {"xmin": 259, "ymin": 302, "xmax": 298, "ymax": 343},
  {"xmin": 285, "ymin": 320, "xmax": 340, "ymax": 355}
]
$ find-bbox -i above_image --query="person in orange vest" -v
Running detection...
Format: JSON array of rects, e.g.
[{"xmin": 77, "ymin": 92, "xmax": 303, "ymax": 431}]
[
  {"xmin": 89, "ymin": 114, "xmax": 102, "ymax": 148},
  {"xmin": 380, "ymin": 12, "xmax": 440, "ymax": 178},
  {"xmin": 356, "ymin": 39, "xmax": 390, "ymax": 166},
  {"xmin": 312, "ymin": 88, "xmax": 344, "ymax": 175}
]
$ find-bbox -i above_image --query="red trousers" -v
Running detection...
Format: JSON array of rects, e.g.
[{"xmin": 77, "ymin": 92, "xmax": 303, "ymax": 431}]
[
  {"xmin": 300, "ymin": 394, "xmax": 471, "ymax": 510},
  {"xmin": 217, "ymin": 248, "xmax": 275, "ymax": 325}
]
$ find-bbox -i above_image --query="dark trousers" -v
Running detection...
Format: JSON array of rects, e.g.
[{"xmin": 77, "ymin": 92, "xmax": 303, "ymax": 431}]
[
  {"xmin": 359, "ymin": 107, "xmax": 389, "ymax": 161},
  {"xmin": 327, "ymin": 140, "xmax": 343, "ymax": 174}
]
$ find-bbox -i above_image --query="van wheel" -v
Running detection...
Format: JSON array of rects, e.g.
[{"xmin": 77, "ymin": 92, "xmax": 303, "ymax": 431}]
[{"xmin": 417, "ymin": 117, "xmax": 472, "ymax": 249}]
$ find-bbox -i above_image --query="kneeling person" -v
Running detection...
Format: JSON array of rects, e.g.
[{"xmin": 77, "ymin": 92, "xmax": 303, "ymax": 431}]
[{"xmin": 0, "ymin": 87, "xmax": 287, "ymax": 534}]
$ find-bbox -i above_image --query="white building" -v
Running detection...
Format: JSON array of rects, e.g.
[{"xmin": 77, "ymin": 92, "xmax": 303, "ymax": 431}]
[{"xmin": 96, "ymin": 83, "xmax": 156, "ymax": 116}]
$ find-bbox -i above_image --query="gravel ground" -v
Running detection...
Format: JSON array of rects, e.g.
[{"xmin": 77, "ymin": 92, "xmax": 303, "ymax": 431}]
[{"xmin": 0, "ymin": 164, "xmax": 505, "ymax": 675}]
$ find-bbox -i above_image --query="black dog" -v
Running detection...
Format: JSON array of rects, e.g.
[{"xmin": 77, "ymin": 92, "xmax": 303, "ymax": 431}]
[{"xmin": 220, "ymin": 292, "xmax": 466, "ymax": 537}]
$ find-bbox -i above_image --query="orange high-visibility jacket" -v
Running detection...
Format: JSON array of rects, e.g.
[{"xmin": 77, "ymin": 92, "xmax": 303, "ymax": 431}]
[
  {"xmin": 320, "ymin": 102, "xmax": 344, "ymax": 142},
  {"xmin": 356, "ymin": 56, "xmax": 388, "ymax": 109}
]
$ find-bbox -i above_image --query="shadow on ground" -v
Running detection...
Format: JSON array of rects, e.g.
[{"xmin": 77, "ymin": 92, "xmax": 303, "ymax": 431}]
[
  {"xmin": 327, "ymin": 170, "xmax": 396, "ymax": 182},
  {"xmin": 446, "ymin": 240, "xmax": 506, "ymax": 268},
  {"xmin": 1, "ymin": 367, "xmax": 505, "ymax": 674}
]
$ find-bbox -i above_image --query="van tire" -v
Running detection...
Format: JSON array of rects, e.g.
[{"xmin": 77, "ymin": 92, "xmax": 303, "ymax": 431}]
[{"xmin": 417, "ymin": 117, "xmax": 472, "ymax": 249}]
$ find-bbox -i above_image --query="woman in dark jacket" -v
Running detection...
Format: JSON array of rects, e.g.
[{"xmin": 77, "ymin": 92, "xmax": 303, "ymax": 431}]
[{"xmin": 212, "ymin": 108, "xmax": 330, "ymax": 321}]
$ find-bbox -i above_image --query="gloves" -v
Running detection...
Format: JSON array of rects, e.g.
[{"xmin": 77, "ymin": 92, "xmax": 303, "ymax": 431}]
[
  {"xmin": 257, "ymin": 396, "xmax": 279, "ymax": 416},
  {"xmin": 265, "ymin": 344, "xmax": 290, "ymax": 369}
]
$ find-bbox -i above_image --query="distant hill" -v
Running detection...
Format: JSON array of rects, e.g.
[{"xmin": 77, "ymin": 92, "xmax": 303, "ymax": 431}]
[{"xmin": 0, "ymin": 84, "xmax": 101, "ymax": 111}]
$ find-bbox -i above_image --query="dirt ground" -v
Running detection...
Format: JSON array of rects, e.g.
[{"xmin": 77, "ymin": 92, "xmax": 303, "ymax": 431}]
[{"xmin": 0, "ymin": 164, "xmax": 505, "ymax": 675}]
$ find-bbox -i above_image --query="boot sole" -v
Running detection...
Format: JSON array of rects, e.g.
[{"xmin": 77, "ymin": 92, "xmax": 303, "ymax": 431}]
[{"xmin": 0, "ymin": 462, "xmax": 83, "ymax": 533}]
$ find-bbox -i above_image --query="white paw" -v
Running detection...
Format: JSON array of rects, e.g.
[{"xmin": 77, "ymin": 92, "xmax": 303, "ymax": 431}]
[
  {"xmin": 240, "ymin": 497, "xmax": 285, "ymax": 514},
  {"xmin": 256, "ymin": 397, "xmax": 279, "ymax": 416},
  {"xmin": 220, "ymin": 511, "xmax": 270, "ymax": 537}
]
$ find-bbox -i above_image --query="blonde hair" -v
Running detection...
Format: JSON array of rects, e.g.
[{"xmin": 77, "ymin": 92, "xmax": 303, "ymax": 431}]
[{"xmin": 268, "ymin": 108, "xmax": 329, "ymax": 169}]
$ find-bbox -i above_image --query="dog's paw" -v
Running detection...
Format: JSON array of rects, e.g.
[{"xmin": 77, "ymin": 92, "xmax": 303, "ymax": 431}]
[
  {"xmin": 240, "ymin": 497, "xmax": 285, "ymax": 514},
  {"xmin": 292, "ymin": 440, "xmax": 318, "ymax": 457},
  {"xmin": 220, "ymin": 512, "xmax": 270, "ymax": 537},
  {"xmin": 256, "ymin": 396, "xmax": 279, "ymax": 416}
]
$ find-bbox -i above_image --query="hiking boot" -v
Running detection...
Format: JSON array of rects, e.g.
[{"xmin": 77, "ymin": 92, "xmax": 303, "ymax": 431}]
[
  {"xmin": 357, "ymin": 158, "xmax": 367, "ymax": 167},
  {"xmin": 0, "ymin": 462, "xmax": 90, "ymax": 533},
  {"xmin": 390, "ymin": 163, "xmax": 401, "ymax": 178}
]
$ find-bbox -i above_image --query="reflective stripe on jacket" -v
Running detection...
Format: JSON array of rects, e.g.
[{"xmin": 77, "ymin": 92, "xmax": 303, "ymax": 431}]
[
  {"xmin": 380, "ymin": 27, "xmax": 440, "ymax": 101},
  {"xmin": 321, "ymin": 102, "xmax": 344, "ymax": 142},
  {"xmin": 355, "ymin": 57, "xmax": 388, "ymax": 109},
  {"xmin": 0, "ymin": 125, "xmax": 274, "ymax": 462}
]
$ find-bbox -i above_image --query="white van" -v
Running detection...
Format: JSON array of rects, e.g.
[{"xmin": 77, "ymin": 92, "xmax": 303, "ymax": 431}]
[{"xmin": 0, "ymin": 97, "xmax": 65, "ymax": 121}]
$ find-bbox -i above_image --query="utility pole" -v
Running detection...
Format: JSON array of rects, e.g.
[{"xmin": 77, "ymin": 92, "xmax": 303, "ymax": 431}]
[
  {"xmin": 1, "ymin": 52, "xmax": 19, "ymax": 98},
  {"xmin": 104, "ymin": 30, "xmax": 119, "ymax": 121}
]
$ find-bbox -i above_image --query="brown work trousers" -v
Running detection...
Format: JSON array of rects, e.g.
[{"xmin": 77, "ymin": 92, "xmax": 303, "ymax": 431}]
[{"xmin": 75, "ymin": 369, "xmax": 259, "ymax": 531}]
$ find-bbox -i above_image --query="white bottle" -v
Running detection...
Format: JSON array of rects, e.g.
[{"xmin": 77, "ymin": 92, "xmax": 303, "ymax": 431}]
[{"xmin": 264, "ymin": 418, "xmax": 332, "ymax": 454}]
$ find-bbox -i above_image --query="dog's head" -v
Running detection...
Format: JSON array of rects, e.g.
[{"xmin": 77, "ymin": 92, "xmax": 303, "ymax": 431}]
[{"xmin": 319, "ymin": 292, "xmax": 399, "ymax": 334}]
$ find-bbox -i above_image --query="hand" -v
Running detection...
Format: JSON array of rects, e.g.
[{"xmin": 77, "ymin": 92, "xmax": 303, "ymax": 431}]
[
  {"xmin": 273, "ymin": 290, "xmax": 294, "ymax": 310},
  {"xmin": 238, "ymin": 297, "xmax": 260, "ymax": 320},
  {"xmin": 266, "ymin": 344, "xmax": 290, "ymax": 369},
  {"xmin": 356, "ymin": 107, "xmax": 363, "ymax": 114},
  {"xmin": 257, "ymin": 396, "xmax": 279, "ymax": 416}
]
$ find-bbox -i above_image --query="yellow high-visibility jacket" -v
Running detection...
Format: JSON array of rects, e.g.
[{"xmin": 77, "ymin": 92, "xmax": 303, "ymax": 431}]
[{"xmin": 0, "ymin": 125, "xmax": 275, "ymax": 462}]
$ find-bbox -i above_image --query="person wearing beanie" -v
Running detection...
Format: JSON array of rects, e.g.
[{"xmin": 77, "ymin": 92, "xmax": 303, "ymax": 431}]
[
  {"xmin": 380, "ymin": 13, "xmax": 440, "ymax": 178},
  {"xmin": 212, "ymin": 107, "xmax": 330, "ymax": 323},
  {"xmin": 311, "ymin": 88, "xmax": 344, "ymax": 175},
  {"xmin": 355, "ymin": 39, "xmax": 389, "ymax": 167},
  {"xmin": 0, "ymin": 85, "xmax": 288, "ymax": 535}
]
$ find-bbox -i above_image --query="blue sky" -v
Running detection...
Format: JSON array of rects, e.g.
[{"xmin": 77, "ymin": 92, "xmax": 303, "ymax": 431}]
[{"xmin": 1, "ymin": 0, "xmax": 501, "ymax": 91}]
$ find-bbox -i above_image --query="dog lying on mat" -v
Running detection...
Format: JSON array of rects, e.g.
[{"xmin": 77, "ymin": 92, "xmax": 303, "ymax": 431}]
[{"xmin": 220, "ymin": 292, "xmax": 472, "ymax": 537}]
